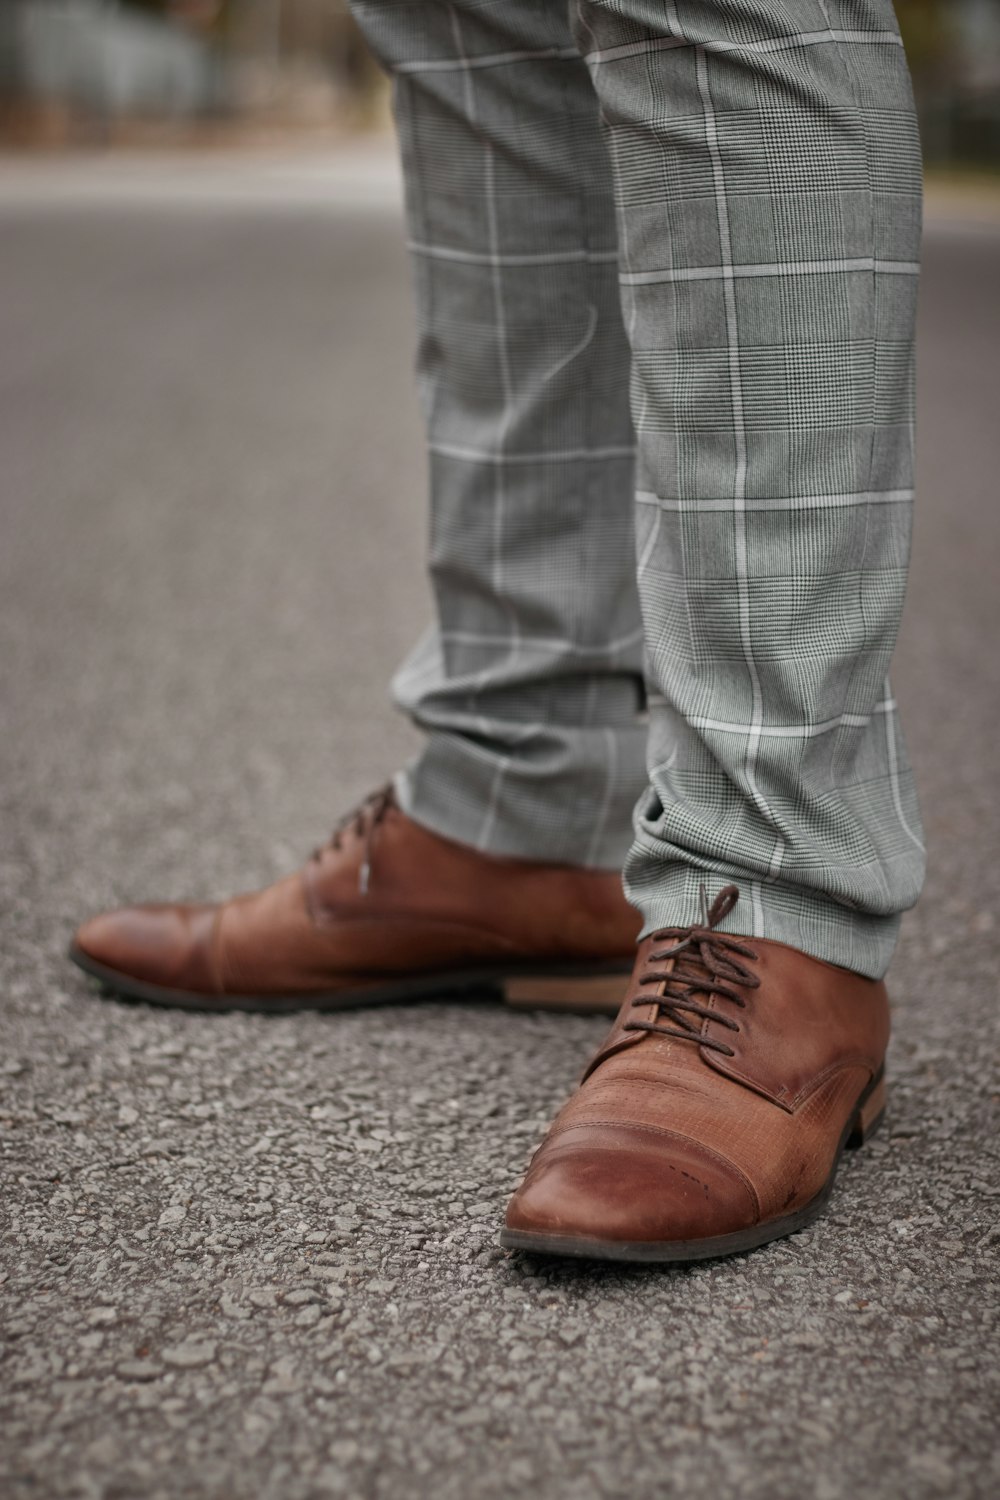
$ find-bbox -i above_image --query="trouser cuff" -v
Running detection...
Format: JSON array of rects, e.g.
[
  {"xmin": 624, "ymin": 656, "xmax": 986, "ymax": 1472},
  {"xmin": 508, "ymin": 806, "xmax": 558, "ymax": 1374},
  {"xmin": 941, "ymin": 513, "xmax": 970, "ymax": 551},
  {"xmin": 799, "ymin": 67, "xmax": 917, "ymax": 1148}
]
[
  {"xmin": 624, "ymin": 845, "xmax": 902, "ymax": 981},
  {"xmin": 393, "ymin": 727, "xmax": 647, "ymax": 871}
]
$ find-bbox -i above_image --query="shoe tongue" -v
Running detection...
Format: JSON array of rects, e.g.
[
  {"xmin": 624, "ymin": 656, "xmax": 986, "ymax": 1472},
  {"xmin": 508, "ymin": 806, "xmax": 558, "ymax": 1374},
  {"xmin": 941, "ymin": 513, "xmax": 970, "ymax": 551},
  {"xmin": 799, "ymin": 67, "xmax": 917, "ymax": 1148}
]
[{"xmin": 633, "ymin": 930, "xmax": 730, "ymax": 1053}]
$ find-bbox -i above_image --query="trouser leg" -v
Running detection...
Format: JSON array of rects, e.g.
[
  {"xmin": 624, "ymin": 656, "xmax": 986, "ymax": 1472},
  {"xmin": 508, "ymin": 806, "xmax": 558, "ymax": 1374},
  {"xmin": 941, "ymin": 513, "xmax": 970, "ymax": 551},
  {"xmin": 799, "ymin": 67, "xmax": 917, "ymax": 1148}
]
[
  {"xmin": 574, "ymin": 0, "xmax": 925, "ymax": 976},
  {"xmin": 349, "ymin": 1, "xmax": 647, "ymax": 868}
]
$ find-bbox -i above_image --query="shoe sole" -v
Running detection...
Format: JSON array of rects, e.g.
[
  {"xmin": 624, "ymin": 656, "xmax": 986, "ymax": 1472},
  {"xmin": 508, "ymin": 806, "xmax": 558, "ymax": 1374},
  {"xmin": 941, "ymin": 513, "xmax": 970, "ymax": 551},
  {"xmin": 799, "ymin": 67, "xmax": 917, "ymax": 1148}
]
[
  {"xmin": 498, "ymin": 1070, "xmax": 887, "ymax": 1264},
  {"xmin": 67, "ymin": 942, "xmax": 630, "ymax": 1016}
]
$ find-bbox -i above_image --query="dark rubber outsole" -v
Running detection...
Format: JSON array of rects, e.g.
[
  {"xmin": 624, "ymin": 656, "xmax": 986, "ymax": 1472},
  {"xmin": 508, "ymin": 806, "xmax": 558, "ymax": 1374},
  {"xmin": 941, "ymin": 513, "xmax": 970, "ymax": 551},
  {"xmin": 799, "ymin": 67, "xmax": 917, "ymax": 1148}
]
[
  {"xmin": 498, "ymin": 1071, "xmax": 886, "ymax": 1264},
  {"xmin": 67, "ymin": 942, "xmax": 630, "ymax": 1016}
]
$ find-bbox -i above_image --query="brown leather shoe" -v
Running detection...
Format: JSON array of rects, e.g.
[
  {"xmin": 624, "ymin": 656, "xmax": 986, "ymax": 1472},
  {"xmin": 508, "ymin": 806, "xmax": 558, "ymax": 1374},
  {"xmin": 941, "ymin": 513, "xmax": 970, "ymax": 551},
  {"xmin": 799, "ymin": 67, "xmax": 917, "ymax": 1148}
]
[
  {"xmin": 69, "ymin": 786, "xmax": 641, "ymax": 1013},
  {"xmin": 501, "ymin": 886, "xmax": 889, "ymax": 1262}
]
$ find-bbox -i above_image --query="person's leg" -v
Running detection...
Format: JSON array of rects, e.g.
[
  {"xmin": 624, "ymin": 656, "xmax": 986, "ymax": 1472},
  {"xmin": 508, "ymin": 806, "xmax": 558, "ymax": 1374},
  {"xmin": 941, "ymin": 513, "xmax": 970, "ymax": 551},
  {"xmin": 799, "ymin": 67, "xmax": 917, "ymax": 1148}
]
[
  {"xmin": 574, "ymin": 0, "xmax": 924, "ymax": 978},
  {"xmin": 504, "ymin": 0, "xmax": 924, "ymax": 1261},
  {"xmin": 69, "ymin": 0, "xmax": 654, "ymax": 1016},
  {"xmin": 348, "ymin": 0, "xmax": 647, "ymax": 869}
]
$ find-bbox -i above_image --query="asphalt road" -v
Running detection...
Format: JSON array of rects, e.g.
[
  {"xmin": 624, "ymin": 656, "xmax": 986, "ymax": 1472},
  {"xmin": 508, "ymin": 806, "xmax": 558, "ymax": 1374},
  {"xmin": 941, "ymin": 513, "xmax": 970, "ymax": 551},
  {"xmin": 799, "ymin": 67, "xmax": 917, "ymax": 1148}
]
[{"xmin": 1, "ymin": 148, "xmax": 998, "ymax": 1500}]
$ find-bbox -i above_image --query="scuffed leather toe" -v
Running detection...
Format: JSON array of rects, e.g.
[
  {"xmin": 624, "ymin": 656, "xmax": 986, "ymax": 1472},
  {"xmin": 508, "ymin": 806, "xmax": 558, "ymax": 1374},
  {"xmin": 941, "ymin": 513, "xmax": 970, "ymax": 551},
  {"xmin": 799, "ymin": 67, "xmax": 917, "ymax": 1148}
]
[
  {"xmin": 502, "ymin": 899, "xmax": 890, "ymax": 1262},
  {"xmin": 72, "ymin": 903, "xmax": 221, "ymax": 995},
  {"xmin": 505, "ymin": 1124, "xmax": 759, "ymax": 1246}
]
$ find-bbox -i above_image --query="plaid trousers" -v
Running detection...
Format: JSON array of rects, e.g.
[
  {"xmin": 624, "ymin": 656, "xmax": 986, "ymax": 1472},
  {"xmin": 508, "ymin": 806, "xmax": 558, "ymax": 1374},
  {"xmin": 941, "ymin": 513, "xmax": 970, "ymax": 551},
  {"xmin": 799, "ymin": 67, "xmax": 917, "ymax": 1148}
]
[{"xmin": 349, "ymin": 0, "xmax": 925, "ymax": 979}]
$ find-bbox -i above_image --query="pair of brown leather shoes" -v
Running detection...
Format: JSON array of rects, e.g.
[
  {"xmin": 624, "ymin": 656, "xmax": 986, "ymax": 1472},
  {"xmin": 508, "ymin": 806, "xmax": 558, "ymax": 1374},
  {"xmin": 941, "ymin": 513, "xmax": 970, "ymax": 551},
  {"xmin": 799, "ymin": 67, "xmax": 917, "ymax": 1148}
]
[{"xmin": 71, "ymin": 787, "xmax": 889, "ymax": 1263}]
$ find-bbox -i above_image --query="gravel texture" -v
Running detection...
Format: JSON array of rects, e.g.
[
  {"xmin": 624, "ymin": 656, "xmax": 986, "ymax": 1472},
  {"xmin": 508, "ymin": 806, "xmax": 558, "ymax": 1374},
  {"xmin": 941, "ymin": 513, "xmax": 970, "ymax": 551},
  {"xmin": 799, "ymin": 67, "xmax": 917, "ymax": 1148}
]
[{"xmin": 1, "ymin": 150, "xmax": 998, "ymax": 1500}]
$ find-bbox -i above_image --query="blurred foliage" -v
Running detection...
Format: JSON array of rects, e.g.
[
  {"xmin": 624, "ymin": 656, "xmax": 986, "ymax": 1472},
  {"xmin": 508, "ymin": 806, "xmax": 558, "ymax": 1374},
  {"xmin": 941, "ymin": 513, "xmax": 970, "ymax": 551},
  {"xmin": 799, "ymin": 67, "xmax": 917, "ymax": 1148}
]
[
  {"xmin": 121, "ymin": 1, "xmax": 346, "ymax": 44},
  {"xmin": 123, "ymin": 2, "xmax": 228, "ymax": 27},
  {"xmin": 896, "ymin": 0, "xmax": 1000, "ymax": 167},
  {"xmin": 116, "ymin": 0, "xmax": 382, "ymax": 112},
  {"xmin": 895, "ymin": 1, "xmax": 959, "ymax": 84}
]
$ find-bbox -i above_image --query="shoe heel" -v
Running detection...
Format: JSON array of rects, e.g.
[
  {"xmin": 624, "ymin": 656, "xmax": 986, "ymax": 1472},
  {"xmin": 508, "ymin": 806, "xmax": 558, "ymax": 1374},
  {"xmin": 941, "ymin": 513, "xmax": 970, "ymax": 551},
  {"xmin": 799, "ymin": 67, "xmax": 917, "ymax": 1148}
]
[
  {"xmin": 846, "ymin": 1074, "xmax": 887, "ymax": 1150},
  {"xmin": 502, "ymin": 972, "xmax": 626, "ymax": 1015}
]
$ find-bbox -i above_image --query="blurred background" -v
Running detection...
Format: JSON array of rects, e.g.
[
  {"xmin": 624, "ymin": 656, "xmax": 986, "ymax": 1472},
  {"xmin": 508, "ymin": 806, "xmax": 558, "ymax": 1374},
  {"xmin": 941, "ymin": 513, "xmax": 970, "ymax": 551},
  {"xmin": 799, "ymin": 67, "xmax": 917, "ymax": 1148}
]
[
  {"xmin": 0, "ymin": 0, "xmax": 385, "ymax": 145},
  {"xmin": 1, "ymin": 8, "xmax": 998, "ymax": 1500},
  {"xmin": 0, "ymin": 0, "xmax": 998, "ymax": 170}
]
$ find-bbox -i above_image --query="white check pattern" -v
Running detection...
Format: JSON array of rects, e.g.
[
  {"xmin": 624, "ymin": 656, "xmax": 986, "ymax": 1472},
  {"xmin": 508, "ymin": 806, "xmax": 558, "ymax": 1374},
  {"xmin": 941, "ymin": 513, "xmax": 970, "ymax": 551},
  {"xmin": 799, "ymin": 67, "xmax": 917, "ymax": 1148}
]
[{"xmin": 349, "ymin": 0, "xmax": 925, "ymax": 979}]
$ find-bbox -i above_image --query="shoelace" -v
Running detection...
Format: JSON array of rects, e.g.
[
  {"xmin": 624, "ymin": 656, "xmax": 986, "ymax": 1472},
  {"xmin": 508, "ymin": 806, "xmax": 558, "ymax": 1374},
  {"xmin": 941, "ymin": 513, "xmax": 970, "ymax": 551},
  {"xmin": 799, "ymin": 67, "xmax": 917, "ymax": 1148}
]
[
  {"xmin": 310, "ymin": 783, "xmax": 395, "ymax": 894},
  {"xmin": 624, "ymin": 884, "xmax": 760, "ymax": 1057}
]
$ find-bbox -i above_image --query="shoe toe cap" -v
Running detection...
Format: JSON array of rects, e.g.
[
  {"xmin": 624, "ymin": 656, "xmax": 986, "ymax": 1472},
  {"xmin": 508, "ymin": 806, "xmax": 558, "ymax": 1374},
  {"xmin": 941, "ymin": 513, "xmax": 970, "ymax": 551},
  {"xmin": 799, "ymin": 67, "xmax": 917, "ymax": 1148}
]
[
  {"xmin": 72, "ymin": 903, "xmax": 219, "ymax": 995},
  {"xmin": 504, "ymin": 1124, "xmax": 758, "ymax": 1248}
]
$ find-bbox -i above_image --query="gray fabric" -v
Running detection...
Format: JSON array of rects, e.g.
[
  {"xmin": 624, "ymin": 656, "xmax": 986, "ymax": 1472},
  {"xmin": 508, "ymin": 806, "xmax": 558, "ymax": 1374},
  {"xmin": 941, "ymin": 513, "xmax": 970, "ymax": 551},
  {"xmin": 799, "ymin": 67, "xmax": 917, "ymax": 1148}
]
[{"xmin": 350, "ymin": 0, "xmax": 925, "ymax": 979}]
